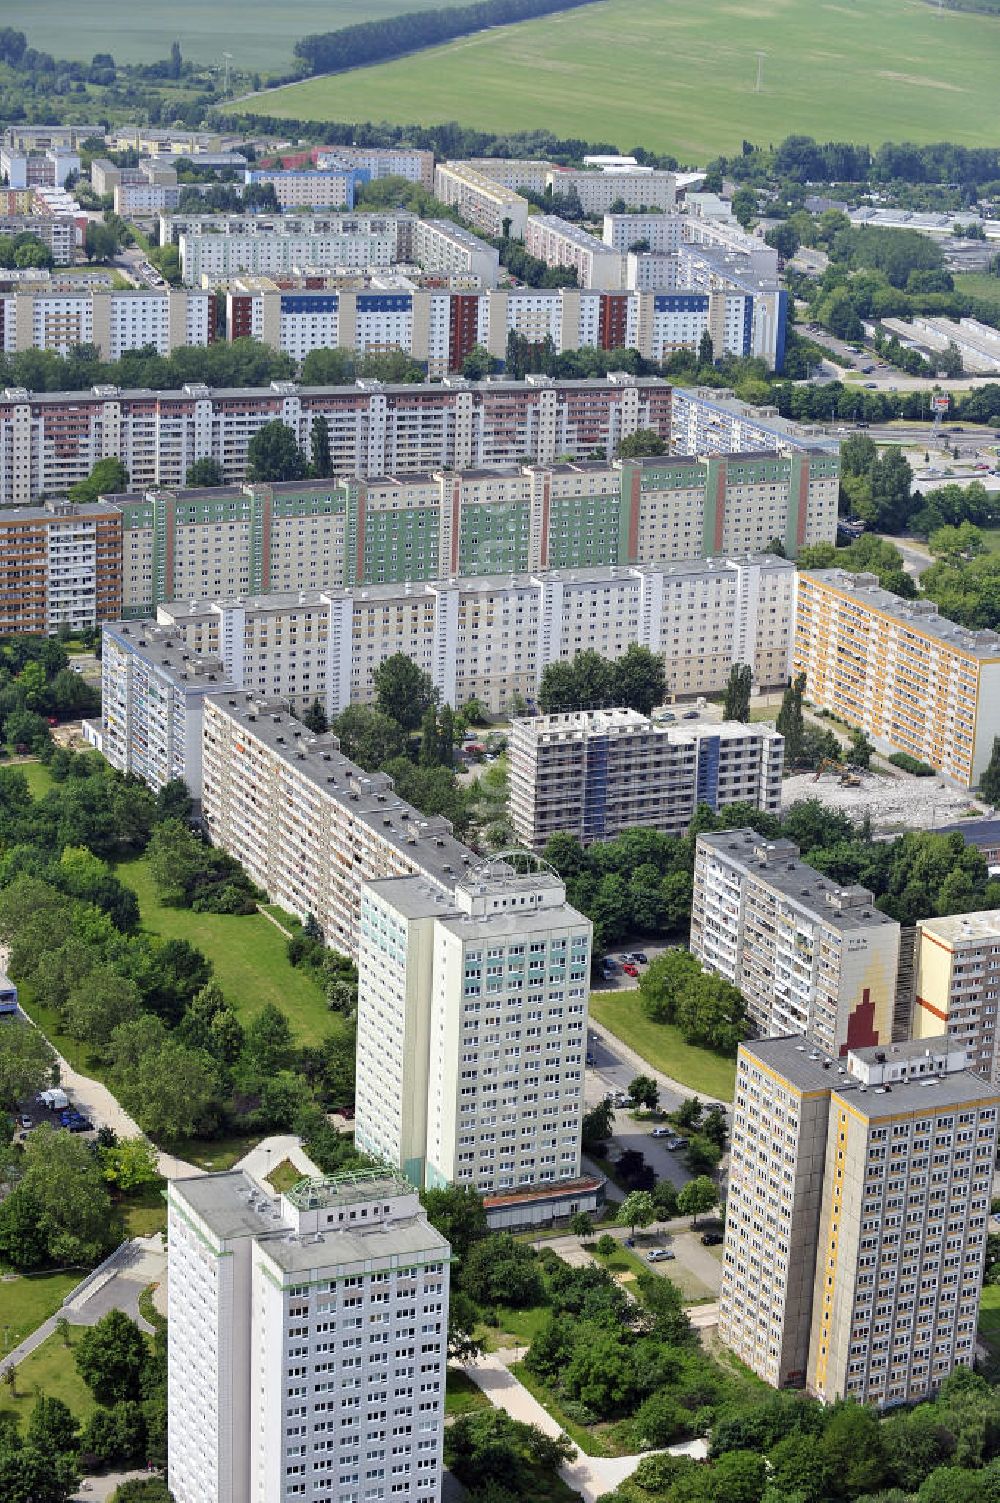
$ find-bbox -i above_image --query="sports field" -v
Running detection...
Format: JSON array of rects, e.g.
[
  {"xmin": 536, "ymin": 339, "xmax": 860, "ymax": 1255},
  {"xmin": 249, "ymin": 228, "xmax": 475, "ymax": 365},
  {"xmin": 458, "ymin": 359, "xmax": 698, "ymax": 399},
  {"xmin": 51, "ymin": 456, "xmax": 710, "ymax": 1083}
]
[
  {"xmin": 255, "ymin": 0, "xmax": 1000, "ymax": 158},
  {"xmin": 2, "ymin": 0, "xmax": 467, "ymax": 71}
]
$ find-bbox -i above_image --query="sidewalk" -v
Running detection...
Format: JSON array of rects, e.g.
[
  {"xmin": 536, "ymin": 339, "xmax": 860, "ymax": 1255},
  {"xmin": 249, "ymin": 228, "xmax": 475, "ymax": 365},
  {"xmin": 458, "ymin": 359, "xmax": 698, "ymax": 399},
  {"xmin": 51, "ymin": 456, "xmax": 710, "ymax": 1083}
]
[
  {"xmin": 236, "ymin": 1135, "xmax": 322, "ymax": 1187},
  {"xmin": 458, "ymin": 1350, "xmax": 709, "ymax": 1503}
]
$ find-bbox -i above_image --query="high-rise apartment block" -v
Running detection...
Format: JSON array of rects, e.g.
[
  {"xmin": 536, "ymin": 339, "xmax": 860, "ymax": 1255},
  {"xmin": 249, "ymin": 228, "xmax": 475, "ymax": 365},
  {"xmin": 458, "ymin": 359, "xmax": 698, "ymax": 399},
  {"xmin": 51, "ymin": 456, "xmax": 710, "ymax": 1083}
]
[
  {"xmin": 97, "ymin": 555, "xmax": 796, "ymax": 788},
  {"xmin": 690, "ymin": 830, "xmax": 901, "ymax": 1057},
  {"xmin": 167, "ymin": 1167, "xmax": 450, "ymax": 1503},
  {"xmin": 0, "ymin": 500, "xmax": 122, "ymax": 633},
  {"xmin": 523, "ymin": 216, "xmax": 625, "ymax": 290},
  {"xmin": 721, "ymin": 1036, "xmax": 998, "ymax": 1405},
  {"xmin": 913, "ymin": 909, "xmax": 1000, "ymax": 1082},
  {"xmin": 432, "ymin": 164, "xmax": 530, "ymax": 239},
  {"xmin": 0, "ymin": 284, "xmax": 211, "ymax": 358},
  {"xmin": 794, "ymin": 569, "xmax": 1000, "ymax": 790},
  {"xmin": 355, "ymin": 865, "xmax": 595, "ymax": 1213},
  {"xmin": 508, "ymin": 708, "xmax": 784, "ymax": 849}
]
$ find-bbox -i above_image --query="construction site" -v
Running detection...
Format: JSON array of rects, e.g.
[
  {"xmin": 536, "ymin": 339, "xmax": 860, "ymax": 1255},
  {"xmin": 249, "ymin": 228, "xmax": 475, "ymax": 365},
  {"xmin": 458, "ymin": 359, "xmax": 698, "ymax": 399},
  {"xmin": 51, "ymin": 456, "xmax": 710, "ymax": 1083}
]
[{"xmin": 781, "ymin": 763, "xmax": 988, "ymax": 833}]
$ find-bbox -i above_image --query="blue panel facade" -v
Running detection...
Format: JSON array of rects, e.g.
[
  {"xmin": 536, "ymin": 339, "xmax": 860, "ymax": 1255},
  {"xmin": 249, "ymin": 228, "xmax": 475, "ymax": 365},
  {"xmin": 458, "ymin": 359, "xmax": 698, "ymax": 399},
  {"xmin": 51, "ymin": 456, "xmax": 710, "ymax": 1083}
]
[
  {"xmin": 695, "ymin": 735, "xmax": 721, "ymax": 810},
  {"xmin": 582, "ymin": 736, "xmax": 609, "ymax": 840},
  {"xmin": 281, "ymin": 295, "xmax": 339, "ymax": 314},
  {"xmin": 742, "ymin": 295, "xmax": 754, "ymax": 357},
  {"xmin": 654, "ymin": 294, "xmax": 709, "ymax": 313},
  {"xmin": 357, "ymin": 294, "xmax": 413, "ymax": 313},
  {"xmin": 774, "ymin": 289, "xmax": 788, "ymax": 373}
]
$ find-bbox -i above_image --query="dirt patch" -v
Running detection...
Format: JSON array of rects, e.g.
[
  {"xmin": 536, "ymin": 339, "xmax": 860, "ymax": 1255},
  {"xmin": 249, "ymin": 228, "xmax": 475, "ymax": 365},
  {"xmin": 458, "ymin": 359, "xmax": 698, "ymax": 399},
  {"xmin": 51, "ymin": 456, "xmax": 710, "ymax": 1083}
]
[{"xmin": 782, "ymin": 768, "xmax": 986, "ymax": 832}]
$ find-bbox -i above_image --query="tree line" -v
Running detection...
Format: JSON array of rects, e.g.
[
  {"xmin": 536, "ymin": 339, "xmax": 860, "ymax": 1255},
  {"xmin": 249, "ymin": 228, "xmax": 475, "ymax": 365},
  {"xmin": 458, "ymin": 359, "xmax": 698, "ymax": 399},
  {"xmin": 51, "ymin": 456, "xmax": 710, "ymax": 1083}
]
[
  {"xmin": 709, "ymin": 132, "xmax": 1000, "ymax": 190},
  {"xmin": 293, "ymin": 0, "xmax": 603, "ymax": 76}
]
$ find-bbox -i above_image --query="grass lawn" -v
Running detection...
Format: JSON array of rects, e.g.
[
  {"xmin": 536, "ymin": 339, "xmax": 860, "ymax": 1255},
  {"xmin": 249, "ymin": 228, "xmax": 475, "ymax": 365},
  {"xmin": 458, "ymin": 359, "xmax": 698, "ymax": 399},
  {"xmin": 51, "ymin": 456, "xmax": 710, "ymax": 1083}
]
[
  {"xmin": 979, "ymin": 526, "xmax": 1000, "ymax": 556},
  {"xmin": 17, "ymin": 761, "xmax": 55, "ymax": 799},
  {"xmin": 980, "ymin": 1283, "xmax": 1000, "ymax": 1348},
  {"xmin": 0, "ymin": 1326, "xmax": 98, "ymax": 1429},
  {"xmin": 267, "ymin": 1158, "xmax": 306, "ymax": 1194},
  {"xmin": 0, "ymin": 1271, "xmax": 83, "ymax": 1353},
  {"xmin": 956, "ymin": 273, "xmax": 1000, "ymax": 309},
  {"xmin": 119, "ymin": 1180, "xmax": 168, "ymax": 1240},
  {"xmin": 115, "ymin": 856, "xmax": 332, "ymax": 1045},
  {"xmin": 588, "ymin": 1240, "xmax": 652, "ymax": 1287},
  {"xmin": 163, "ymin": 1132, "xmax": 262, "ymax": 1172},
  {"xmin": 589, "ymin": 991, "xmax": 736, "ymax": 1101},
  {"xmin": 475, "ymin": 1303, "xmax": 552, "ymax": 1354},
  {"xmin": 255, "ymin": 0, "xmax": 1000, "ymax": 158},
  {"xmin": 444, "ymin": 1368, "xmax": 491, "ymax": 1416}
]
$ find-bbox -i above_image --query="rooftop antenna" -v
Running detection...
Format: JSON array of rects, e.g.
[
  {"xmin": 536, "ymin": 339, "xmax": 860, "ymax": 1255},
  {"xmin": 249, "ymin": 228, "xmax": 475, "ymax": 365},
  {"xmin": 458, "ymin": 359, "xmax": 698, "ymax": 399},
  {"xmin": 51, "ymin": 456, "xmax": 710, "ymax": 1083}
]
[
  {"xmin": 222, "ymin": 52, "xmax": 233, "ymax": 94},
  {"xmin": 754, "ymin": 51, "xmax": 767, "ymax": 94}
]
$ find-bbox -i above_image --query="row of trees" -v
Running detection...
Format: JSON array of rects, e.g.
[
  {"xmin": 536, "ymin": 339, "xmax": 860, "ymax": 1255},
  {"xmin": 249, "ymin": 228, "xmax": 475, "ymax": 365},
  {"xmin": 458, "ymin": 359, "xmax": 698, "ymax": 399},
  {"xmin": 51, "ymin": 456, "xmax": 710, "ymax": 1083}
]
[
  {"xmin": 0, "ymin": 634, "xmax": 99, "ymax": 753},
  {"xmin": 711, "ymin": 132, "xmax": 1000, "ymax": 191},
  {"xmin": 537, "ymin": 645, "xmax": 667, "ymax": 716}
]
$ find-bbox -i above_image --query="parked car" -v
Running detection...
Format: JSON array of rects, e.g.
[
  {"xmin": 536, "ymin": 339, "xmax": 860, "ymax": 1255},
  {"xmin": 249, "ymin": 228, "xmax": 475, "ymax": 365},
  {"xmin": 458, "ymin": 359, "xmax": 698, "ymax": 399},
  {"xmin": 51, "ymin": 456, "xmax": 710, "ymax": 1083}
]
[
  {"xmin": 700, "ymin": 1231, "xmax": 723, "ymax": 1246},
  {"xmin": 633, "ymin": 953, "xmax": 648, "ymax": 964},
  {"xmin": 625, "ymin": 1237, "xmax": 635, "ymax": 1248},
  {"xmin": 67, "ymin": 1117, "xmax": 93, "ymax": 1133},
  {"xmin": 666, "ymin": 1136, "xmax": 688, "ymax": 1150},
  {"xmin": 613, "ymin": 1093, "xmax": 630, "ymax": 1108},
  {"xmin": 646, "ymin": 1248, "xmax": 675, "ymax": 1262},
  {"xmin": 585, "ymin": 1051, "xmax": 595, "ymax": 1066},
  {"xmin": 601, "ymin": 957, "xmax": 620, "ymax": 974},
  {"xmin": 681, "ymin": 710, "xmax": 700, "ymax": 720},
  {"xmin": 651, "ymin": 1127, "xmax": 671, "ymax": 1138},
  {"xmin": 622, "ymin": 962, "xmax": 639, "ymax": 978},
  {"xmin": 19, "ymin": 1114, "xmax": 32, "ymax": 1130}
]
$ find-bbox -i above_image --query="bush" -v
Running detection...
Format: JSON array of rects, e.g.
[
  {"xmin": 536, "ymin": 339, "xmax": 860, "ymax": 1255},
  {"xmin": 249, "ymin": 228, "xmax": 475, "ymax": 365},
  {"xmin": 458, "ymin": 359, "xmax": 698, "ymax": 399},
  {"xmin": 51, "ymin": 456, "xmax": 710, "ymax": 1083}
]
[{"xmin": 888, "ymin": 751, "xmax": 936, "ymax": 776}]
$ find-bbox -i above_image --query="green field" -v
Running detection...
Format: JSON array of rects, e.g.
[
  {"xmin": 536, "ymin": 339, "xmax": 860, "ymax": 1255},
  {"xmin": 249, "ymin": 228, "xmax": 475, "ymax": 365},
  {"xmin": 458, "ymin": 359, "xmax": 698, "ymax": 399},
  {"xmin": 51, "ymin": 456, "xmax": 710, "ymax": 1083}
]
[
  {"xmin": 0, "ymin": 1327, "xmax": 98, "ymax": 1430},
  {"xmin": 956, "ymin": 273, "xmax": 1000, "ymax": 308},
  {"xmin": 0, "ymin": 1272, "xmax": 83, "ymax": 1353},
  {"xmin": 3, "ymin": 0, "xmax": 468, "ymax": 72},
  {"xmin": 115, "ymin": 856, "xmax": 332, "ymax": 1045},
  {"xmin": 254, "ymin": 0, "xmax": 1000, "ymax": 158},
  {"xmin": 589, "ymin": 991, "xmax": 736, "ymax": 1101},
  {"xmin": 980, "ymin": 1282, "xmax": 1000, "ymax": 1347}
]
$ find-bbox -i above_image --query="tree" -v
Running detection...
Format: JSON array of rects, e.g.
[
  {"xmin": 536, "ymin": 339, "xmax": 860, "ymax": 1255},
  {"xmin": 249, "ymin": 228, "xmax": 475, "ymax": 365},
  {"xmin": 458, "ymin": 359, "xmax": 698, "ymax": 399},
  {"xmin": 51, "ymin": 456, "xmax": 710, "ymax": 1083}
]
[
  {"xmin": 67, "ymin": 456, "xmax": 129, "ymax": 505},
  {"xmin": 461, "ymin": 344, "xmax": 495, "ymax": 380},
  {"xmin": 419, "ymin": 703, "xmax": 439, "ymax": 767},
  {"xmin": 613, "ymin": 644, "xmax": 666, "ymax": 716},
  {"xmin": 776, "ymin": 672, "xmax": 806, "ymax": 767},
  {"xmin": 246, "ymin": 420, "xmax": 307, "ymax": 482},
  {"xmin": 731, "ymin": 186, "xmax": 758, "ymax": 229},
  {"xmin": 184, "ymin": 457, "xmax": 224, "ymax": 487},
  {"xmin": 698, "ymin": 328, "xmax": 715, "ymax": 366},
  {"xmin": 373, "ymin": 654, "xmax": 437, "ymax": 732},
  {"xmin": 617, "ymin": 1189, "xmax": 657, "ymax": 1237},
  {"xmin": 63, "ymin": 967, "xmax": 142, "ymax": 1048},
  {"xmin": 677, "ymin": 1175, "xmax": 719, "ymax": 1227},
  {"xmin": 723, "ymin": 662, "xmax": 752, "ymax": 723},
  {"xmin": 99, "ymin": 1137, "xmax": 160, "ymax": 1193},
  {"xmin": 765, "ymin": 221, "xmax": 800, "ymax": 260},
  {"xmin": 617, "ymin": 427, "xmax": 666, "ymax": 459},
  {"xmin": 116, "ymin": 1038, "xmax": 219, "ymax": 1140},
  {"xmin": 460, "ymin": 1234, "xmax": 543, "ymax": 1308},
  {"xmin": 333, "ymin": 705, "xmax": 406, "ymax": 769},
  {"xmin": 0, "ymin": 1436, "xmax": 79, "ymax": 1503},
  {"xmin": 0, "ymin": 1022, "xmax": 53, "ymax": 1108},
  {"xmin": 569, "ymin": 1211, "xmax": 593, "ymax": 1237},
  {"xmin": 629, "ymin": 1073, "xmax": 659, "ymax": 1111},
  {"xmin": 310, "ymin": 415, "xmax": 332, "ymax": 478},
  {"xmin": 84, "ymin": 221, "xmax": 119, "ymax": 263},
  {"xmin": 0, "ymin": 1186, "xmax": 48, "ymax": 1270},
  {"xmin": 145, "ymin": 819, "xmax": 207, "ymax": 907},
  {"xmin": 75, "ymin": 1310, "xmax": 148, "ymax": 1405},
  {"xmin": 302, "ymin": 697, "xmax": 329, "ymax": 734},
  {"xmin": 420, "ymin": 1184, "xmax": 488, "ymax": 1261},
  {"xmin": 638, "ymin": 947, "xmax": 703, "ymax": 1024},
  {"xmin": 849, "ymin": 728, "xmax": 875, "ymax": 770},
  {"xmin": 17, "ymin": 1125, "xmax": 115, "ymax": 1266},
  {"xmin": 240, "ymin": 1002, "xmax": 295, "ymax": 1081},
  {"xmin": 26, "ymin": 1396, "xmax": 78, "ymax": 1458},
  {"xmin": 445, "ymin": 1410, "xmax": 572, "ymax": 1502},
  {"xmin": 651, "ymin": 1178, "xmax": 678, "ymax": 1220},
  {"xmin": 981, "ymin": 737, "xmax": 1000, "ymax": 804},
  {"xmin": 581, "ymin": 1098, "xmax": 614, "ymax": 1151}
]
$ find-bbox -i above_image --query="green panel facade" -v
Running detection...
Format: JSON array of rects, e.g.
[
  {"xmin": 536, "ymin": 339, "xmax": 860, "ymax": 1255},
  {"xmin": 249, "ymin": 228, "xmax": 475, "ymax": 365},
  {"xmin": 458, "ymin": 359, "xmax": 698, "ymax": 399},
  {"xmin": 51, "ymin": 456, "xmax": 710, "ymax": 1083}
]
[
  {"xmin": 546, "ymin": 492, "xmax": 624, "ymax": 569},
  {"xmin": 457, "ymin": 500, "xmax": 531, "ymax": 576},
  {"xmin": 360, "ymin": 507, "xmax": 440, "ymax": 585}
]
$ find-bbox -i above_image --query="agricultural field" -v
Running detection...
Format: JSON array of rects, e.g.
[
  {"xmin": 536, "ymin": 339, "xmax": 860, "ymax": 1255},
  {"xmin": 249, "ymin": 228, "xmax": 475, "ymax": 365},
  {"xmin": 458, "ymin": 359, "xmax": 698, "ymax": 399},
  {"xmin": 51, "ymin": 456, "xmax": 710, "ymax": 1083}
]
[
  {"xmin": 255, "ymin": 0, "xmax": 1000, "ymax": 158},
  {"xmin": 956, "ymin": 273, "xmax": 1000, "ymax": 308},
  {"xmin": 2, "ymin": 0, "xmax": 467, "ymax": 72}
]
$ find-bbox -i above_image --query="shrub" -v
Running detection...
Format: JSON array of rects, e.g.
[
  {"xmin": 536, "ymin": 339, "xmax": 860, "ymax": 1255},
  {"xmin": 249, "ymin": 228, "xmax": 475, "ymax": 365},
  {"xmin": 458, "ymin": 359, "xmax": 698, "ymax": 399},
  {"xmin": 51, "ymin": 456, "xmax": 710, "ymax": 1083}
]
[{"xmin": 888, "ymin": 751, "xmax": 936, "ymax": 776}]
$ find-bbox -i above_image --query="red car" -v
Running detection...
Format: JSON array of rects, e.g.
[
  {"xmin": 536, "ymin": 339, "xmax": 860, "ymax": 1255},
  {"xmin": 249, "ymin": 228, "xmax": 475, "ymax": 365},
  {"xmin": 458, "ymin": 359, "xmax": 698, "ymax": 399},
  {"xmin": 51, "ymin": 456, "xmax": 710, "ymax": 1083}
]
[{"xmin": 622, "ymin": 962, "xmax": 639, "ymax": 978}]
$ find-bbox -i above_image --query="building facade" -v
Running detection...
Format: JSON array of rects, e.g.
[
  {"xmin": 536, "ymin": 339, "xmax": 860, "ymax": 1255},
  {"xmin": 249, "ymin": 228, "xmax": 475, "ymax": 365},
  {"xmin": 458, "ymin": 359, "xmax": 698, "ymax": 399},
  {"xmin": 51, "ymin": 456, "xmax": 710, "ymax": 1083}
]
[
  {"xmin": 523, "ymin": 216, "xmax": 625, "ymax": 291},
  {"xmin": 721, "ymin": 1036, "xmax": 998, "ymax": 1406},
  {"xmin": 244, "ymin": 167, "xmax": 368, "ymax": 209},
  {"xmin": 99, "ymin": 556, "xmax": 795, "ymax": 770},
  {"xmin": 0, "ymin": 373, "xmax": 682, "ymax": 507},
  {"xmin": 167, "ymin": 1167, "xmax": 449, "ymax": 1503},
  {"xmin": 913, "ymin": 909, "xmax": 1000, "ymax": 1083},
  {"xmin": 508, "ymin": 707, "xmax": 784, "ymax": 848},
  {"xmin": 690, "ymin": 829, "xmax": 901, "ymax": 1057},
  {"xmin": 355, "ymin": 866, "xmax": 592, "ymax": 1202},
  {"xmin": 432, "ymin": 164, "xmax": 529, "ymax": 239},
  {"xmin": 0, "ymin": 500, "xmax": 122, "ymax": 633},
  {"xmin": 793, "ymin": 569, "xmax": 1000, "ymax": 789},
  {"xmin": 0, "ymin": 285, "xmax": 211, "ymax": 358}
]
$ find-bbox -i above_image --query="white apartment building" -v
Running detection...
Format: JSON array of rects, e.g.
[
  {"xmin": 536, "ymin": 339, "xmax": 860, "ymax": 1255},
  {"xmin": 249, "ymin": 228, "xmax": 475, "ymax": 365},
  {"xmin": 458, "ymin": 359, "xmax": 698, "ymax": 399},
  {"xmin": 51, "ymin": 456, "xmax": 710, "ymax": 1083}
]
[
  {"xmin": 459, "ymin": 159, "xmax": 553, "ymax": 194},
  {"xmin": 545, "ymin": 166, "xmax": 676, "ymax": 214},
  {"xmin": 99, "ymin": 553, "xmax": 795, "ymax": 750},
  {"xmin": 200, "ymin": 692, "xmax": 476, "ymax": 956},
  {"xmin": 101, "ymin": 623, "xmax": 236, "ymax": 794},
  {"xmin": 432, "ymin": 164, "xmax": 529, "ymax": 240},
  {"xmin": 356, "ymin": 865, "xmax": 595, "ymax": 1214},
  {"xmin": 244, "ymin": 168, "xmax": 364, "ymax": 209},
  {"xmin": 410, "ymin": 219, "xmax": 499, "ymax": 287},
  {"xmin": 0, "ymin": 286, "xmax": 210, "ymax": 358},
  {"xmin": 721, "ymin": 1036, "xmax": 999, "ymax": 1406},
  {"xmin": 603, "ymin": 214, "xmax": 684, "ymax": 255},
  {"xmin": 167, "ymin": 1167, "xmax": 450, "ymax": 1503},
  {"xmin": 794, "ymin": 569, "xmax": 1000, "ymax": 790},
  {"xmin": 913, "ymin": 909, "xmax": 1000, "ymax": 1082},
  {"xmin": 0, "ymin": 214, "xmax": 74, "ymax": 264},
  {"xmin": 175, "ymin": 215, "xmax": 408, "ymax": 284},
  {"xmin": 523, "ymin": 216, "xmax": 624, "ymax": 291},
  {"xmin": 508, "ymin": 707, "xmax": 784, "ymax": 848},
  {"xmin": 316, "ymin": 147, "xmax": 434, "ymax": 188},
  {"xmin": 691, "ymin": 829, "xmax": 901, "ymax": 1057},
  {"xmin": 114, "ymin": 182, "xmax": 181, "ymax": 215}
]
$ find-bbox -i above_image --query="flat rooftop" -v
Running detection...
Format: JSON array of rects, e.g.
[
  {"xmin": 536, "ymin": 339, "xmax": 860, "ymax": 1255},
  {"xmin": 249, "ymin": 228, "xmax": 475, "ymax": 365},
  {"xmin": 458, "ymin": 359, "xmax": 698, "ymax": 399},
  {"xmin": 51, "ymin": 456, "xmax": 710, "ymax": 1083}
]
[
  {"xmin": 104, "ymin": 621, "xmax": 234, "ymax": 692},
  {"xmin": 698, "ymin": 829, "xmax": 897, "ymax": 932},
  {"xmin": 741, "ymin": 1035, "xmax": 1000, "ymax": 1114},
  {"xmin": 206, "ymin": 691, "xmax": 478, "ymax": 891},
  {"xmin": 804, "ymin": 570, "xmax": 1000, "ymax": 660},
  {"xmin": 919, "ymin": 908, "xmax": 1000, "ymax": 946},
  {"xmin": 514, "ymin": 706, "xmax": 780, "ymax": 743}
]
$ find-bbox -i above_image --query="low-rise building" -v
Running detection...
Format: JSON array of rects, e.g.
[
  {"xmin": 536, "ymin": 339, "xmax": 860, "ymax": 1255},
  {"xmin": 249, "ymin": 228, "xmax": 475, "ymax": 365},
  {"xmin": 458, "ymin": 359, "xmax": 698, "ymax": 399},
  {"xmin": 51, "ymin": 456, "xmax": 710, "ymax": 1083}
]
[
  {"xmin": 508, "ymin": 707, "xmax": 783, "ymax": 848},
  {"xmin": 721, "ymin": 1035, "xmax": 998, "ymax": 1405},
  {"xmin": 167, "ymin": 1167, "xmax": 449, "ymax": 1503},
  {"xmin": 691, "ymin": 828, "xmax": 901, "ymax": 1056},
  {"xmin": 545, "ymin": 165, "xmax": 676, "ymax": 214},
  {"xmin": 793, "ymin": 569, "xmax": 1000, "ymax": 789}
]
